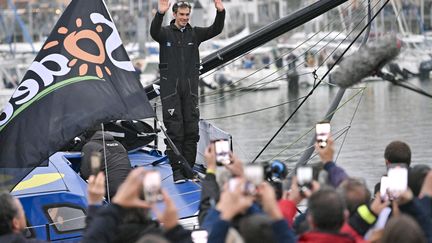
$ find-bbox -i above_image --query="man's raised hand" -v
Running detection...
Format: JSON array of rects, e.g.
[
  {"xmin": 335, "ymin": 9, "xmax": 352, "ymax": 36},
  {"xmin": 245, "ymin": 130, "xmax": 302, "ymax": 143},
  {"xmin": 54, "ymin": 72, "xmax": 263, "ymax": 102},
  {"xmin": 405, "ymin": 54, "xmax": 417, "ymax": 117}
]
[
  {"xmin": 158, "ymin": 0, "xmax": 170, "ymax": 14},
  {"xmin": 214, "ymin": 0, "xmax": 224, "ymax": 12}
]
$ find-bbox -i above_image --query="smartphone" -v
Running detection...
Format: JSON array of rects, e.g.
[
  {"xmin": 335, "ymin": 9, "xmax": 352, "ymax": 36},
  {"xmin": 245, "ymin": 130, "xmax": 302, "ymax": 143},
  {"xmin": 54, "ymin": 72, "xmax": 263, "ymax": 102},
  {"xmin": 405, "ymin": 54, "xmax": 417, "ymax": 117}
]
[
  {"xmin": 387, "ymin": 164, "xmax": 408, "ymax": 200},
  {"xmin": 191, "ymin": 230, "xmax": 208, "ymax": 243},
  {"xmin": 297, "ymin": 166, "xmax": 313, "ymax": 193},
  {"xmin": 379, "ymin": 176, "xmax": 390, "ymax": 201},
  {"xmin": 316, "ymin": 122, "xmax": 331, "ymax": 148},
  {"xmin": 244, "ymin": 165, "xmax": 264, "ymax": 185},
  {"xmin": 228, "ymin": 177, "xmax": 256, "ymax": 195},
  {"xmin": 90, "ymin": 151, "xmax": 102, "ymax": 175},
  {"xmin": 214, "ymin": 139, "xmax": 231, "ymax": 166},
  {"xmin": 143, "ymin": 171, "xmax": 163, "ymax": 203}
]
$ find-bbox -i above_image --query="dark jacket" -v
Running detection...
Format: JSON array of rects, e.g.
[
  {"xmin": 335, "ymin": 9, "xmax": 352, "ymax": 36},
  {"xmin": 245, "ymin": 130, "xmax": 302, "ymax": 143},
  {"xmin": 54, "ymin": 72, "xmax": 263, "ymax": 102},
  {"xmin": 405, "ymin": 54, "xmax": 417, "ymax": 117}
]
[
  {"xmin": 198, "ymin": 173, "xmax": 220, "ymax": 225},
  {"xmin": 80, "ymin": 131, "xmax": 132, "ymax": 198},
  {"xmin": 323, "ymin": 161, "xmax": 349, "ymax": 187},
  {"xmin": 150, "ymin": 10, "xmax": 225, "ymax": 98},
  {"xmin": 400, "ymin": 197, "xmax": 432, "ymax": 243},
  {"xmin": 206, "ymin": 209, "xmax": 295, "ymax": 243},
  {"xmin": 0, "ymin": 233, "xmax": 46, "ymax": 243},
  {"xmin": 82, "ymin": 204, "xmax": 192, "ymax": 243}
]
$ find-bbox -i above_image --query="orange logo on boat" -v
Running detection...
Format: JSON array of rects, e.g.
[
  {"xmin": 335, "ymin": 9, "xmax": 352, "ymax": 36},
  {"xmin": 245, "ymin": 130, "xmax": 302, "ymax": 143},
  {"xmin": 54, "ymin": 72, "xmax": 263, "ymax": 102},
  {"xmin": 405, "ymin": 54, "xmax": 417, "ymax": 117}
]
[{"xmin": 43, "ymin": 18, "xmax": 112, "ymax": 79}]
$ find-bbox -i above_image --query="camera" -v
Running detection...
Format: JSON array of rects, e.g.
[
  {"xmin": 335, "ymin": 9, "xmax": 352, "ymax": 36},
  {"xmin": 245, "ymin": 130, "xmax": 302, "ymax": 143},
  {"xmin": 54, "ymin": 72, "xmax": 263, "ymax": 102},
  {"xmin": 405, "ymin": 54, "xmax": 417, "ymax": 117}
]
[
  {"xmin": 316, "ymin": 122, "xmax": 331, "ymax": 148},
  {"xmin": 264, "ymin": 160, "xmax": 288, "ymax": 181},
  {"xmin": 143, "ymin": 170, "xmax": 163, "ymax": 203},
  {"xmin": 213, "ymin": 139, "xmax": 231, "ymax": 166},
  {"xmin": 264, "ymin": 160, "xmax": 288, "ymax": 200}
]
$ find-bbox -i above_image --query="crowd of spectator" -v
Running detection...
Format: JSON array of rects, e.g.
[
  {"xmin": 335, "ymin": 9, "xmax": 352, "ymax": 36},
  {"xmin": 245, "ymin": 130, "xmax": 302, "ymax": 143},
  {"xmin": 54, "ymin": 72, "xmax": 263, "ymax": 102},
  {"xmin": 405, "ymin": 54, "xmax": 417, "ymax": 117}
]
[{"xmin": 1, "ymin": 137, "xmax": 432, "ymax": 243}]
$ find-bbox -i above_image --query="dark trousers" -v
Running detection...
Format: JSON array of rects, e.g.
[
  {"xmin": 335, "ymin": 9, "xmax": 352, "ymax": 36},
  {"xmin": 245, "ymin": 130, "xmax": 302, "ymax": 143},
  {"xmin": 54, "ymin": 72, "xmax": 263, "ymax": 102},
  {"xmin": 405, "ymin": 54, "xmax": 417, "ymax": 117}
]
[{"xmin": 161, "ymin": 78, "xmax": 200, "ymax": 173}]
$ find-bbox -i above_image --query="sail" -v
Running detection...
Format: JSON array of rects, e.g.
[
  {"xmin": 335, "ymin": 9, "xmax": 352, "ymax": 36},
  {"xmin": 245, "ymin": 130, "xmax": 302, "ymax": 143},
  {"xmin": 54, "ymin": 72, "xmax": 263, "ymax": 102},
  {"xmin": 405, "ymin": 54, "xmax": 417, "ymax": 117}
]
[{"xmin": 0, "ymin": 0, "xmax": 154, "ymax": 190}]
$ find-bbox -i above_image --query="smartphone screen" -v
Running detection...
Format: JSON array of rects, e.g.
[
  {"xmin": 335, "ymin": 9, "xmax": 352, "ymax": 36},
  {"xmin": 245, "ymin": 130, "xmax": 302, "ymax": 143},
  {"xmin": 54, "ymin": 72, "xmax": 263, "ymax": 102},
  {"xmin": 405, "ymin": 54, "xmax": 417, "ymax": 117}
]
[
  {"xmin": 191, "ymin": 230, "xmax": 208, "ymax": 243},
  {"xmin": 316, "ymin": 122, "xmax": 331, "ymax": 148},
  {"xmin": 214, "ymin": 139, "xmax": 231, "ymax": 166},
  {"xmin": 296, "ymin": 166, "xmax": 313, "ymax": 186},
  {"xmin": 228, "ymin": 177, "xmax": 257, "ymax": 195},
  {"xmin": 244, "ymin": 165, "xmax": 264, "ymax": 185},
  {"xmin": 143, "ymin": 171, "xmax": 163, "ymax": 203},
  {"xmin": 90, "ymin": 151, "xmax": 102, "ymax": 175},
  {"xmin": 387, "ymin": 165, "xmax": 408, "ymax": 199}
]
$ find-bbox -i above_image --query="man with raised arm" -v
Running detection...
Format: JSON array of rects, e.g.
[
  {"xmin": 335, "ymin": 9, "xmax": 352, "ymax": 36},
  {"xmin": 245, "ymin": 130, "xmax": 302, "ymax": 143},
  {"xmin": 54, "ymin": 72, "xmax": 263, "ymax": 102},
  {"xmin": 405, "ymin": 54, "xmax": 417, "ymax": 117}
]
[{"xmin": 150, "ymin": 0, "xmax": 225, "ymax": 183}]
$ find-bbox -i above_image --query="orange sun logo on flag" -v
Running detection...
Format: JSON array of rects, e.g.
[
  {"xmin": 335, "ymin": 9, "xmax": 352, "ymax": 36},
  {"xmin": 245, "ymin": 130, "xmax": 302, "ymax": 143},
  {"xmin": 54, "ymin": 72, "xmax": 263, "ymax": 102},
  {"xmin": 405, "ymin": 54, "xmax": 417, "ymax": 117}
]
[{"xmin": 43, "ymin": 18, "xmax": 111, "ymax": 79}]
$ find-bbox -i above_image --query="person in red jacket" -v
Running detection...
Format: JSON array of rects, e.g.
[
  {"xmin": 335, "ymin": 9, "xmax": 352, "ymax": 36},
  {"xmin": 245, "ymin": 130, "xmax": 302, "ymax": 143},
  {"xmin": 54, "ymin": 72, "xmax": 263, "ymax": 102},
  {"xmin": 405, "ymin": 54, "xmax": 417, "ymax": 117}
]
[{"xmin": 297, "ymin": 187, "xmax": 356, "ymax": 243}]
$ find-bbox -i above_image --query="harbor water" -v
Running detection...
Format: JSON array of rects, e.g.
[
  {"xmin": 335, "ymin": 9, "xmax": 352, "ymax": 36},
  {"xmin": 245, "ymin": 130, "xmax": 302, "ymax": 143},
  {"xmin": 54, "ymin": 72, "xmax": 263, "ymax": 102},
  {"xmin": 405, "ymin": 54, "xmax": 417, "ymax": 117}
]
[{"xmin": 199, "ymin": 78, "xmax": 432, "ymax": 190}]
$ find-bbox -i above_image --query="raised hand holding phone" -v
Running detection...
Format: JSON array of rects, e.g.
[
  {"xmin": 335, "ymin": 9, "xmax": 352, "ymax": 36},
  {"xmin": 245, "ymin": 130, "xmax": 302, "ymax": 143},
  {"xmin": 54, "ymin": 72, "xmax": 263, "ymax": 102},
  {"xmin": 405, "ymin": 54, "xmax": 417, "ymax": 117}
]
[
  {"xmin": 297, "ymin": 166, "xmax": 313, "ymax": 195},
  {"xmin": 143, "ymin": 171, "xmax": 163, "ymax": 203},
  {"xmin": 386, "ymin": 164, "xmax": 408, "ymax": 200},
  {"xmin": 213, "ymin": 139, "xmax": 231, "ymax": 166},
  {"xmin": 90, "ymin": 151, "xmax": 102, "ymax": 175}
]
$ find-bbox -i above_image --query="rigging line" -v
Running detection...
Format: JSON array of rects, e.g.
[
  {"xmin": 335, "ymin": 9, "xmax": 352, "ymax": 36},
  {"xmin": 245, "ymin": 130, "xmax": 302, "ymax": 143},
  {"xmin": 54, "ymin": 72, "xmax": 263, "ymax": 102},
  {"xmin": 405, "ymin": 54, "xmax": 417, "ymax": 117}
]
[
  {"xmin": 279, "ymin": 126, "xmax": 351, "ymax": 164},
  {"xmin": 314, "ymin": 0, "xmax": 383, "ymax": 73},
  {"xmin": 196, "ymin": 59, "xmax": 344, "ymax": 109},
  {"xmin": 198, "ymin": 0, "xmax": 371, "ymax": 99},
  {"xmin": 203, "ymin": 95, "xmax": 308, "ymax": 121},
  {"xmin": 389, "ymin": 80, "xmax": 432, "ymax": 99},
  {"xmin": 201, "ymin": 26, "xmax": 347, "ymax": 100},
  {"xmin": 283, "ymin": 126, "xmax": 352, "ymax": 168},
  {"xmin": 25, "ymin": 215, "xmax": 87, "ymax": 229},
  {"xmin": 48, "ymin": 159, "xmax": 70, "ymax": 192},
  {"xmin": 152, "ymin": 0, "xmax": 377, "ymax": 109},
  {"xmin": 362, "ymin": 0, "xmax": 372, "ymax": 46},
  {"xmin": 251, "ymin": 125, "xmax": 350, "ymax": 167},
  {"xmin": 335, "ymin": 85, "xmax": 366, "ymax": 162},
  {"xmin": 152, "ymin": 68, "xmax": 313, "ymax": 110},
  {"xmin": 267, "ymin": 87, "xmax": 366, "ymax": 161},
  {"xmin": 232, "ymin": 139, "xmax": 251, "ymax": 163},
  {"xmin": 203, "ymin": 84, "xmax": 362, "ymax": 128},
  {"xmin": 154, "ymin": 1, "xmax": 382, "ymax": 112},
  {"xmin": 198, "ymin": 0, "xmax": 382, "ymax": 104},
  {"xmin": 259, "ymin": 126, "xmax": 349, "ymax": 164},
  {"xmin": 201, "ymin": 71, "xmax": 362, "ymax": 121},
  {"xmin": 101, "ymin": 123, "xmax": 111, "ymax": 203},
  {"xmin": 199, "ymin": 0, "xmax": 362, "ymax": 90},
  {"xmin": 312, "ymin": 0, "xmax": 389, "ymax": 86},
  {"xmin": 390, "ymin": 0, "xmax": 408, "ymax": 34},
  {"xmin": 251, "ymin": 0, "xmax": 389, "ymax": 163},
  {"xmin": 286, "ymin": 0, "xmax": 378, "ymax": 75}
]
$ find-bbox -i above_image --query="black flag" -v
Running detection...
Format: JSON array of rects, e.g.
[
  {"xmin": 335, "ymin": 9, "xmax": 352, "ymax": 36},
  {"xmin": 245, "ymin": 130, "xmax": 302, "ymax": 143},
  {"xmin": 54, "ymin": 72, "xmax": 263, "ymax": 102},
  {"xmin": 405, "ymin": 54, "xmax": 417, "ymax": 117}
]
[{"xmin": 0, "ymin": 0, "xmax": 154, "ymax": 190}]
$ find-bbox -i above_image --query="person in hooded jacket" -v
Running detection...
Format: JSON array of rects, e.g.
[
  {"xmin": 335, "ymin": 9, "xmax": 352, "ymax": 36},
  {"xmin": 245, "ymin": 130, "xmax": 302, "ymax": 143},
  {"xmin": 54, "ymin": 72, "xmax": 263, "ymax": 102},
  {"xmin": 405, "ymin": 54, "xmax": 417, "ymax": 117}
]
[
  {"xmin": 80, "ymin": 131, "xmax": 132, "ymax": 199},
  {"xmin": 150, "ymin": 0, "xmax": 225, "ymax": 183}
]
